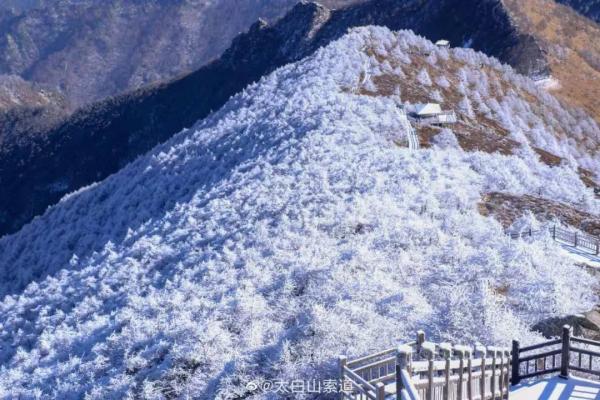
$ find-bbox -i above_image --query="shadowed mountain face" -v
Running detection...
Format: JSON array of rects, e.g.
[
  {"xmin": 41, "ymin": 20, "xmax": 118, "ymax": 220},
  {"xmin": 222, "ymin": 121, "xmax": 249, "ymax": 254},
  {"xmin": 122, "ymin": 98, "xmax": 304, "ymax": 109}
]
[
  {"xmin": 0, "ymin": 75, "xmax": 69, "ymax": 146},
  {"xmin": 0, "ymin": 0, "xmax": 549, "ymax": 237},
  {"xmin": 555, "ymin": 0, "xmax": 600, "ymax": 23},
  {"xmin": 0, "ymin": 0, "xmax": 308, "ymax": 109}
]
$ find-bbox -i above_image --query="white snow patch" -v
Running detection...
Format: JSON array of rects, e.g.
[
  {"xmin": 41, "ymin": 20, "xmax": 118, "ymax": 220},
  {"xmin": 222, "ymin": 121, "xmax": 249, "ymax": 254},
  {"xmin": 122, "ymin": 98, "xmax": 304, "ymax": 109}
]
[
  {"xmin": 535, "ymin": 76, "xmax": 561, "ymax": 91},
  {"xmin": 511, "ymin": 376, "xmax": 600, "ymax": 400}
]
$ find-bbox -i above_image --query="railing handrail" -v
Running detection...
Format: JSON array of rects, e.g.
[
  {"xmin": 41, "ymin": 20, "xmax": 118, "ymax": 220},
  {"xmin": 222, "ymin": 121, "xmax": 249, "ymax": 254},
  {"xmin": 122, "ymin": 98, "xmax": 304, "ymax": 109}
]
[
  {"xmin": 342, "ymin": 332, "xmax": 510, "ymax": 400},
  {"xmin": 347, "ymin": 347, "xmax": 397, "ymax": 368},
  {"xmin": 343, "ymin": 325, "xmax": 600, "ymax": 400},
  {"xmin": 508, "ymin": 225, "xmax": 600, "ymax": 255},
  {"xmin": 571, "ymin": 336, "xmax": 600, "ymax": 347},
  {"xmin": 400, "ymin": 369, "xmax": 420, "ymax": 400},
  {"xmin": 512, "ymin": 324, "xmax": 600, "ymax": 386},
  {"xmin": 519, "ymin": 338, "xmax": 562, "ymax": 352}
]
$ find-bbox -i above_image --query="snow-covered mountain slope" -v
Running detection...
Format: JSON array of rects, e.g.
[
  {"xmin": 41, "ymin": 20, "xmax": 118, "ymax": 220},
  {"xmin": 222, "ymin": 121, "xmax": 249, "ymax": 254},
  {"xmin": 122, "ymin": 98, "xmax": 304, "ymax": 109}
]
[
  {"xmin": 0, "ymin": 0, "xmax": 552, "ymax": 238},
  {"xmin": 352, "ymin": 32, "xmax": 600, "ymax": 173},
  {"xmin": 0, "ymin": 27, "xmax": 598, "ymax": 399}
]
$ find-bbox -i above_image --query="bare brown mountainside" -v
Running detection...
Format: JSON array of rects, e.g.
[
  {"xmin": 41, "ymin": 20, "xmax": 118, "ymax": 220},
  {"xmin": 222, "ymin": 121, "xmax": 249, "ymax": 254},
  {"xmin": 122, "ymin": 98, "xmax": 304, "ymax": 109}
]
[{"xmin": 503, "ymin": 0, "xmax": 600, "ymax": 124}]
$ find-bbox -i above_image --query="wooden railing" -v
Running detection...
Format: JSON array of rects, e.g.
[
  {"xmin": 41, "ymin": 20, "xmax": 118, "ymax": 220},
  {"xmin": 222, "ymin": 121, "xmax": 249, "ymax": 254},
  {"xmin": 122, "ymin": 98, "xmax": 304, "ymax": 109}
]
[
  {"xmin": 342, "ymin": 326, "xmax": 600, "ymax": 399},
  {"xmin": 340, "ymin": 347, "xmax": 396, "ymax": 399},
  {"xmin": 508, "ymin": 225, "xmax": 600, "ymax": 255},
  {"xmin": 397, "ymin": 107, "xmax": 420, "ymax": 150},
  {"xmin": 340, "ymin": 331, "xmax": 510, "ymax": 400},
  {"xmin": 511, "ymin": 325, "xmax": 600, "ymax": 385}
]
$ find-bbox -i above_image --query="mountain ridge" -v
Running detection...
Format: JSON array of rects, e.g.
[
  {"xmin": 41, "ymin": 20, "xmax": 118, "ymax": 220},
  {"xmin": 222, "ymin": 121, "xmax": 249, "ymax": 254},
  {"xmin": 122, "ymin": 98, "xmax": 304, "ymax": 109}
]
[
  {"xmin": 554, "ymin": 0, "xmax": 600, "ymax": 23},
  {"xmin": 0, "ymin": 0, "xmax": 555, "ymax": 237}
]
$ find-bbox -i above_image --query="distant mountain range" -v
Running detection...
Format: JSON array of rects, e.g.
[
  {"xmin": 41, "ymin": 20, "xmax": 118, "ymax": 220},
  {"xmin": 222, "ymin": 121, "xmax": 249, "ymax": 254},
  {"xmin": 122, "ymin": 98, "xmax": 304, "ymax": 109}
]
[
  {"xmin": 0, "ymin": 0, "xmax": 554, "ymax": 237},
  {"xmin": 555, "ymin": 0, "xmax": 600, "ymax": 23},
  {"xmin": 0, "ymin": 0, "xmax": 365, "ymax": 111},
  {"xmin": 0, "ymin": 0, "xmax": 296, "ymax": 108}
]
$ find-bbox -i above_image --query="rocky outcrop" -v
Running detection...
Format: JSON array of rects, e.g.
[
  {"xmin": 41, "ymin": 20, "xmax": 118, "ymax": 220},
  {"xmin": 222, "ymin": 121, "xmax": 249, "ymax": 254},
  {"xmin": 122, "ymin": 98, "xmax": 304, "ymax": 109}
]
[
  {"xmin": 533, "ymin": 309, "xmax": 600, "ymax": 340},
  {"xmin": 0, "ymin": 0, "xmax": 552, "ymax": 237}
]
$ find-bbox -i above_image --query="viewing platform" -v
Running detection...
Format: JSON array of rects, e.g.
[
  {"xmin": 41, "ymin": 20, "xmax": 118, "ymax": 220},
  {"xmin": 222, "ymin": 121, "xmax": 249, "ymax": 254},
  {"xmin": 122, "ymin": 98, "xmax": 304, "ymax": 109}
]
[
  {"xmin": 511, "ymin": 376, "xmax": 600, "ymax": 400},
  {"xmin": 339, "ymin": 326, "xmax": 600, "ymax": 399}
]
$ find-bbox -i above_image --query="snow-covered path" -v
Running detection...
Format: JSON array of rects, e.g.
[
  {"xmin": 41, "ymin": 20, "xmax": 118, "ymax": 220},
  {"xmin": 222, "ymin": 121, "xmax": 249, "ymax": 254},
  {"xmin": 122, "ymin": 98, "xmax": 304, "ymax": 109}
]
[
  {"xmin": 395, "ymin": 107, "xmax": 419, "ymax": 150},
  {"xmin": 511, "ymin": 376, "xmax": 600, "ymax": 400},
  {"xmin": 558, "ymin": 243, "xmax": 600, "ymax": 269}
]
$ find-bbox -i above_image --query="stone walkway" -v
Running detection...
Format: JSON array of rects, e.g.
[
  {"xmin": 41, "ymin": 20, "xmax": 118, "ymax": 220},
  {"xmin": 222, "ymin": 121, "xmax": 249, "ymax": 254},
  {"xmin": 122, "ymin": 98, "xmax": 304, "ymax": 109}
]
[{"xmin": 511, "ymin": 376, "xmax": 600, "ymax": 400}]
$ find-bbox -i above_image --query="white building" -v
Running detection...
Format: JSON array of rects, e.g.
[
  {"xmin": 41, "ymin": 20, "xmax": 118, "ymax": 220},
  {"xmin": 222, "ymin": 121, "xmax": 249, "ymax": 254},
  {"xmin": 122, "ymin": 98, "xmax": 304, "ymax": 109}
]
[
  {"xmin": 435, "ymin": 39, "xmax": 450, "ymax": 49},
  {"xmin": 413, "ymin": 103, "xmax": 442, "ymax": 118},
  {"xmin": 408, "ymin": 103, "xmax": 457, "ymax": 125}
]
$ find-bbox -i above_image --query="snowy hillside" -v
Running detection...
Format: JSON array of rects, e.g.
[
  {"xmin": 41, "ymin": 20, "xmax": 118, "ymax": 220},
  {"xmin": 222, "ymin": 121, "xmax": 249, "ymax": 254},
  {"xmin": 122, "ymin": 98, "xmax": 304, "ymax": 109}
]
[{"xmin": 0, "ymin": 27, "xmax": 598, "ymax": 399}]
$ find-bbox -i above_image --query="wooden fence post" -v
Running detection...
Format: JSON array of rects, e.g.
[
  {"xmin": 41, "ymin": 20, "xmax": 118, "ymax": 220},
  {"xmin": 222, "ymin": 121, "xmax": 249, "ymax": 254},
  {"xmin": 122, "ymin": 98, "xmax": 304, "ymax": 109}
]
[
  {"xmin": 510, "ymin": 340, "xmax": 520, "ymax": 386},
  {"xmin": 338, "ymin": 356, "xmax": 347, "ymax": 400},
  {"xmin": 465, "ymin": 347, "xmax": 474, "ymax": 400},
  {"xmin": 417, "ymin": 330, "xmax": 426, "ymax": 353},
  {"xmin": 375, "ymin": 382, "xmax": 385, "ymax": 400},
  {"xmin": 596, "ymin": 240, "xmax": 599, "ymax": 255},
  {"xmin": 560, "ymin": 325, "xmax": 571, "ymax": 379},
  {"xmin": 475, "ymin": 344, "xmax": 487, "ymax": 400},
  {"xmin": 422, "ymin": 343, "xmax": 436, "ymax": 400},
  {"xmin": 504, "ymin": 350, "xmax": 511, "ymax": 399},
  {"xmin": 498, "ymin": 349, "xmax": 505, "ymax": 400},
  {"xmin": 454, "ymin": 346, "xmax": 466, "ymax": 400},
  {"xmin": 574, "ymin": 232, "xmax": 578, "ymax": 247},
  {"xmin": 440, "ymin": 343, "xmax": 452, "ymax": 400},
  {"xmin": 397, "ymin": 345, "xmax": 412, "ymax": 400},
  {"xmin": 552, "ymin": 225, "xmax": 556, "ymax": 240},
  {"xmin": 488, "ymin": 348, "xmax": 497, "ymax": 400}
]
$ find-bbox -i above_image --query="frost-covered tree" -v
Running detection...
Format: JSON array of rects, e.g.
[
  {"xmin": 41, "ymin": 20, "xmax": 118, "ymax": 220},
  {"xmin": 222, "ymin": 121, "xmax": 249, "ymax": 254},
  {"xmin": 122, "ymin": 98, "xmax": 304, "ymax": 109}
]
[
  {"xmin": 435, "ymin": 75, "xmax": 451, "ymax": 89},
  {"xmin": 432, "ymin": 129, "xmax": 460, "ymax": 149},
  {"xmin": 430, "ymin": 89, "xmax": 444, "ymax": 103},
  {"xmin": 417, "ymin": 68, "xmax": 432, "ymax": 86},
  {"xmin": 459, "ymin": 96, "xmax": 475, "ymax": 119}
]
